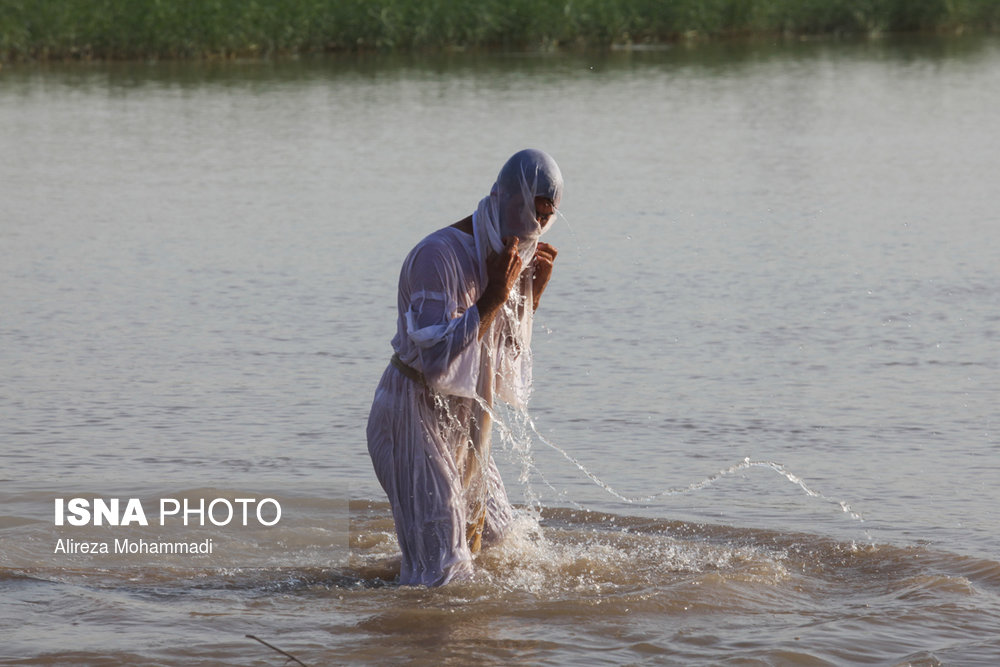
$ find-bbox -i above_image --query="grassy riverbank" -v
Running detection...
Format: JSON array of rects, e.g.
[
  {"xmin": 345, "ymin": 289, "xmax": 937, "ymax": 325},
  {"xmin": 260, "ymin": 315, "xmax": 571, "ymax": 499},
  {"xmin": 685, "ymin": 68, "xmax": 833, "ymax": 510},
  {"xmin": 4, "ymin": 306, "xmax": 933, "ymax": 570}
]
[{"xmin": 2, "ymin": 0, "xmax": 999, "ymax": 60}]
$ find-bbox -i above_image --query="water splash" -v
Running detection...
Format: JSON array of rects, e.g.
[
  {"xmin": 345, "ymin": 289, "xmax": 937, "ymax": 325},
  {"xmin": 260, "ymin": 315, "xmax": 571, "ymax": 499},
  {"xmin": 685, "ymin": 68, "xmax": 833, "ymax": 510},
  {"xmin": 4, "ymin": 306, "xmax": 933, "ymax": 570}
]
[
  {"xmin": 477, "ymin": 398, "xmax": 864, "ymax": 523},
  {"xmin": 463, "ymin": 227, "xmax": 865, "ymax": 525}
]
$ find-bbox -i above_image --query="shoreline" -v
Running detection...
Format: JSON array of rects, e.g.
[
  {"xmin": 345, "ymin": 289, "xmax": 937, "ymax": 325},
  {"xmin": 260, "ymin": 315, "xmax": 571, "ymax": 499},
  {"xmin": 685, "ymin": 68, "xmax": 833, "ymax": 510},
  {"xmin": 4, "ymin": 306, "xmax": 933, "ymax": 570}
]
[{"xmin": 2, "ymin": 0, "xmax": 998, "ymax": 63}]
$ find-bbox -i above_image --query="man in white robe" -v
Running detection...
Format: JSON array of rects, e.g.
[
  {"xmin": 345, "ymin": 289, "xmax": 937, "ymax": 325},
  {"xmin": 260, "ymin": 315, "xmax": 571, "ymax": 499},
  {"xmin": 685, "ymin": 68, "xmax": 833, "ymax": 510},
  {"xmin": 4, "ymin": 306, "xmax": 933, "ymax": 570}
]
[{"xmin": 366, "ymin": 149, "xmax": 563, "ymax": 586}]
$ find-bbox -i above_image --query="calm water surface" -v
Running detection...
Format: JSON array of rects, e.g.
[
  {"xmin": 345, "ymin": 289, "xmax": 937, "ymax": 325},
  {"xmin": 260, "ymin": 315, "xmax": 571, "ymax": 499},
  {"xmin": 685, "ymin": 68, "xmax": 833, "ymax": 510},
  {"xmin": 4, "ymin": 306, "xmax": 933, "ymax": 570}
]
[{"xmin": 2, "ymin": 36, "xmax": 999, "ymax": 665}]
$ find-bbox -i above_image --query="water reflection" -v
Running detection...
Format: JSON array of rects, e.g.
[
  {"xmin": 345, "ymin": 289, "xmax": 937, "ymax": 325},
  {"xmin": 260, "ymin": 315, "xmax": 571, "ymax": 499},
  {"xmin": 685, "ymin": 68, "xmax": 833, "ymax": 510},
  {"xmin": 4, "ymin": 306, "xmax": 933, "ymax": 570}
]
[{"xmin": 3, "ymin": 34, "xmax": 997, "ymax": 90}]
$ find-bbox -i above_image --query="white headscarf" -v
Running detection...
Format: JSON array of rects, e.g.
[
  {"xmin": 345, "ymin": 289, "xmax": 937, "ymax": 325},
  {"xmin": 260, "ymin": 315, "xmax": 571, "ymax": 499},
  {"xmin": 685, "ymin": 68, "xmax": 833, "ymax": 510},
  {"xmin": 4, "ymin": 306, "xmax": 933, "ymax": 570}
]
[{"xmin": 471, "ymin": 148, "xmax": 564, "ymax": 285}]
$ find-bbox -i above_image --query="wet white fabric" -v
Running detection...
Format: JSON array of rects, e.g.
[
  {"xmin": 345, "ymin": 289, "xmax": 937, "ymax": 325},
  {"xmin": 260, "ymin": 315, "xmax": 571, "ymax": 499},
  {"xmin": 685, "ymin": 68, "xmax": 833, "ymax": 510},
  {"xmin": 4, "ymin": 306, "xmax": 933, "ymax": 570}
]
[{"xmin": 367, "ymin": 149, "xmax": 562, "ymax": 587}]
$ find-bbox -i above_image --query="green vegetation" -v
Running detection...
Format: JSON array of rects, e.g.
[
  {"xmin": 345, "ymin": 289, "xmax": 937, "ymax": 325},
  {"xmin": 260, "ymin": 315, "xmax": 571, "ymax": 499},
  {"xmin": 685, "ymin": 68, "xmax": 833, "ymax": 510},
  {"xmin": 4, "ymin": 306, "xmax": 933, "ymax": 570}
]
[{"xmin": 2, "ymin": 0, "xmax": 998, "ymax": 60}]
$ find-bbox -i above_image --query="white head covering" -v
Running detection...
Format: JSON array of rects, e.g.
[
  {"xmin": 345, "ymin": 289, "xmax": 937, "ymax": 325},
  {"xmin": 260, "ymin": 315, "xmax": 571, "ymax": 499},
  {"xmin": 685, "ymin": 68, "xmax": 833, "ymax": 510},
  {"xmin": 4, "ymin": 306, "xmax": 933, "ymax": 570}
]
[{"xmin": 472, "ymin": 149, "xmax": 564, "ymax": 284}]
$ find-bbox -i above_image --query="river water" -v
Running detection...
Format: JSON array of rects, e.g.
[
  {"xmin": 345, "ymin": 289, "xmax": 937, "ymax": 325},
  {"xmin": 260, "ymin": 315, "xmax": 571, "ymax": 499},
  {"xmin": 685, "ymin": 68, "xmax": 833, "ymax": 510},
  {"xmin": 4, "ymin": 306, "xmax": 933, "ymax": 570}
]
[{"xmin": 2, "ymin": 36, "xmax": 999, "ymax": 665}]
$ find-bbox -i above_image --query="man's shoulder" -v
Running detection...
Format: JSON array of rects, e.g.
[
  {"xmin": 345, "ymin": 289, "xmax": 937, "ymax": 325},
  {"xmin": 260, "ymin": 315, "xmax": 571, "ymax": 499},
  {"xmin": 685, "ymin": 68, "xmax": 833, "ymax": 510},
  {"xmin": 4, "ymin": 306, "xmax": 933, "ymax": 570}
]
[
  {"xmin": 403, "ymin": 226, "xmax": 477, "ymax": 286},
  {"xmin": 412, "ymin": 226, "xmax": 472, "ymax": 258}
]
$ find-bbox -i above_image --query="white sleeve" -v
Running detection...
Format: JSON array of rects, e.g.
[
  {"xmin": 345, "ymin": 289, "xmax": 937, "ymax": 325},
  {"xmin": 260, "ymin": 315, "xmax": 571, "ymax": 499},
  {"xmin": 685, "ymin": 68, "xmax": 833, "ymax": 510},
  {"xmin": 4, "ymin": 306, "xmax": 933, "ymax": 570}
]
[{"xmin": 402, "ymin": 244, "xmax": 482, "ymax": 398}]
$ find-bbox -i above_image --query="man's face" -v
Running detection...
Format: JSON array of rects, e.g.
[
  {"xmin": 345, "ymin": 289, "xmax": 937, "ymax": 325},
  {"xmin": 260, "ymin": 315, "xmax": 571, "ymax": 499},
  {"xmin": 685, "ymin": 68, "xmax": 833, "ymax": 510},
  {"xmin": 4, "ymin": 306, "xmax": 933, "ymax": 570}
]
[{"xmin": 535, "ymin": 197, "xmax": 557, "ymax": 231}]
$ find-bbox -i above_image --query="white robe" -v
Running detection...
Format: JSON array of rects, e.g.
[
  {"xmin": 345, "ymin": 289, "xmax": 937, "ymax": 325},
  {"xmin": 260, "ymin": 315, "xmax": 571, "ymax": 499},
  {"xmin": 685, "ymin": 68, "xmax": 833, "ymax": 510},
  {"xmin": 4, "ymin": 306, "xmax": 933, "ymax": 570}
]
[
  {"xmin": 366, "ymin": 226, "xmax": 526, "ymax": 586},
  {"xmin": 367, "ymin": 148, "xmax": 562, "ymax": 587}
]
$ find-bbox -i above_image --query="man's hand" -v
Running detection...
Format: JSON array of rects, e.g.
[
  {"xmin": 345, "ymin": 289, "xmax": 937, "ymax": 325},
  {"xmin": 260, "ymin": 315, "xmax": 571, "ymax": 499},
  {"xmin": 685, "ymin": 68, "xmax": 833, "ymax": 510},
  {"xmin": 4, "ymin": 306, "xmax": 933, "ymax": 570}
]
[
  {"xmin": 477, "ymin": 236, "xmax": 522, "ymax": 338},
  {"xmin": 488, "ymin": 236, "xmax": 523, "ymax": 303},
  {"xmin": 531, "ymin": 241, "xmax": 557, "ymax": 311}
]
